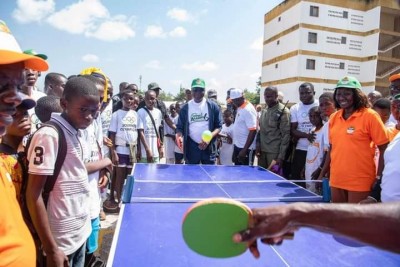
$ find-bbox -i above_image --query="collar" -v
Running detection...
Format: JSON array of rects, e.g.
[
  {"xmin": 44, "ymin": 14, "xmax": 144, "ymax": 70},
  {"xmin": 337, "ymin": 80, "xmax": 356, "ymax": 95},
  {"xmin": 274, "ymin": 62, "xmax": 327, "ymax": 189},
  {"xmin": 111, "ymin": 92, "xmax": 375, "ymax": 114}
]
[
  {"xmin": 238, "ymin": 100, "xmax": 249, "ymax": 109},
  {"xmin": 339, "ymin": 108, "xmax": 363, "ymax": 119},
  {"xmin": 51, "ymin": 113, "xmax": 78, "ymax": 136}
]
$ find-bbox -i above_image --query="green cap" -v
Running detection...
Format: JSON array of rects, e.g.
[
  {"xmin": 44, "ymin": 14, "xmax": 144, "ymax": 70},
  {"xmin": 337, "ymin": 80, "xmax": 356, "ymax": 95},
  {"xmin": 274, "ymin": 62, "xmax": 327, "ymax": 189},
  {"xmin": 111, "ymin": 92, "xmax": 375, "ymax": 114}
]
[
  {"xmin": 335, "ymin": 76, "xmax": 361, "ymax": 90},
  {"xmin": 191, "ymin": 78, "xmax": 205, "ymax": 89},
  {"xmin": 23, "ymin": 49, "xmax": 48, "ymax": 60},
  {"xmin": 393, "ymin": 94, "xmax": 400, "ymax": 100},
  {"xmin": 148, "ymin": 82, "xmax": 161, "ymax": 91}
]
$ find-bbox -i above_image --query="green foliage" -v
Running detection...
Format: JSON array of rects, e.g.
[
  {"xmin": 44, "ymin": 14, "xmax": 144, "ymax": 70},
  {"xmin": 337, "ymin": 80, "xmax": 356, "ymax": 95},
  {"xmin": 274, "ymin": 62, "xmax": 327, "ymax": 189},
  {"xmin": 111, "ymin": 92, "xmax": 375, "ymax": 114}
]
[
  {"xmin": 243, "ymin": 89, "xmax": 260, "ymax": 105},
  {"xmin": 174, "ymin": 87, "xmax": 187, "ymax": 101},
  {"xmin": 158, "ymin": 90, "xmax": 175, "ymax": 101}
]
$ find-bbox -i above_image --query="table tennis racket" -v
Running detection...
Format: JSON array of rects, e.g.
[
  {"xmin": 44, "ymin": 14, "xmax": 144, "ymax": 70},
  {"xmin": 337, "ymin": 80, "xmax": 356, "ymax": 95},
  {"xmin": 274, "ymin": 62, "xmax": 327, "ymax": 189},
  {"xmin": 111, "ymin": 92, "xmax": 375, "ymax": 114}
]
[{"xmin": 182, "ymin": 198, "xmax": 253, "ymax": 258}]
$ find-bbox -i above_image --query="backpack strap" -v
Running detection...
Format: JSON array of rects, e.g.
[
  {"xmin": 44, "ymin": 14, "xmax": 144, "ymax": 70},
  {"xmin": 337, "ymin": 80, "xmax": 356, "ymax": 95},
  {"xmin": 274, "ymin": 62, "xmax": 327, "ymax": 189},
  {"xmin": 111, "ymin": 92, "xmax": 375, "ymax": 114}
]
[{"xmin": 41, "ymin": 120, "xmax": 68, "ymax": 206}]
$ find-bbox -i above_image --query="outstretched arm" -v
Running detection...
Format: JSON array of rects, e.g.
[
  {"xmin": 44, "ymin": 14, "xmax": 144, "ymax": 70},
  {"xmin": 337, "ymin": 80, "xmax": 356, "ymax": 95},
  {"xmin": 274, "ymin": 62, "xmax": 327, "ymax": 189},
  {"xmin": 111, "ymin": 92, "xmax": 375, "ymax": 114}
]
[{"xmin": 234, "ymin": 202, "xmax": 400, "ymax": 257}]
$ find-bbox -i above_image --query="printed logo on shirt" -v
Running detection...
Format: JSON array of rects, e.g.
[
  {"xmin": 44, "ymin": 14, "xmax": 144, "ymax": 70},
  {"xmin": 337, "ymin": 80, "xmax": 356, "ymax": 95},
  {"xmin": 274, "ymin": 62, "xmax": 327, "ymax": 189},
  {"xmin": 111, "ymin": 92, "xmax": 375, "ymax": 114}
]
[
  {"xmin": 120, "ymin": 116, "xmax": 137, "ymax": 132},
  {"xmin": 190, "ymin": 112, "xmax": 209, "ymax": 123},
  {"xmin": 347, "ymin": 126, "xmax": 355, "ymax": 134}
]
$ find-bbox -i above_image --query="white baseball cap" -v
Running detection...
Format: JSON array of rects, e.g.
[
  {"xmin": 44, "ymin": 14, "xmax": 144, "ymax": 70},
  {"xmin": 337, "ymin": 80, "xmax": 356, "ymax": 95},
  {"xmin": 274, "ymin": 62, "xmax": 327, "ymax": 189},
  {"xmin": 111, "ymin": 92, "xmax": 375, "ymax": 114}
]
[{"xmin": 0, "ymin": 20, "xmax": 48, "ymax": 71}]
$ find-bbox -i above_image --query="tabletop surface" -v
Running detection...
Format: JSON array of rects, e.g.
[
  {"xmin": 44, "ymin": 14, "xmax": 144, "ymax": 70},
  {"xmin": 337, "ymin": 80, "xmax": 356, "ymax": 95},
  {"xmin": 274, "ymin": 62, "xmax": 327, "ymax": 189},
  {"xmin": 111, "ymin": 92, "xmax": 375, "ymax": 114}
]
[{"xmin": 107, "ymin": 164, "xmax": 400, "ymax": 267}]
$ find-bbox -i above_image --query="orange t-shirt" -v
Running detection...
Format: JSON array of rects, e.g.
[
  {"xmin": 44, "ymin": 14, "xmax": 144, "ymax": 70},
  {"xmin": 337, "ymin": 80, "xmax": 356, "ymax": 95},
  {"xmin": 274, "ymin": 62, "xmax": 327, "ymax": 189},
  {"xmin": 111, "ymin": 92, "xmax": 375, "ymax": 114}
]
[
  {"xmin": 0, "ymin": 158, "xmax": 35, "ymax": 267},
  {"xmin": 0, "ymin": 154, "xmax": 22, "ymax": 201},
  {"xmin": 329, "ymin": 108, "xmax": 389, "ymax": 191}
]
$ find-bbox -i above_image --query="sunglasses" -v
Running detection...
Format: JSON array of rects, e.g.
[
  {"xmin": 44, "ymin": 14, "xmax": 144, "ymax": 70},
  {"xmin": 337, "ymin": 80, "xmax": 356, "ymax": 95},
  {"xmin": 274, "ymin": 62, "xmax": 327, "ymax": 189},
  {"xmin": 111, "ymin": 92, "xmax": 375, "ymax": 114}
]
[{"xmin": 192, "ymin": 88, "xmax": 204, "ymax": 92}]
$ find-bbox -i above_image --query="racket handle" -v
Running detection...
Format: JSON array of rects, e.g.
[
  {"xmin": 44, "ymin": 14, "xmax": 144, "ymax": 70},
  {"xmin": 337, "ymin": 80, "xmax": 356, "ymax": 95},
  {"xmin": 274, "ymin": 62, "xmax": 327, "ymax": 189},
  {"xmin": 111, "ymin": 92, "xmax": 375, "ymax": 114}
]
[{"xmin": 322, "ymin": 178, "xmax": 331, "ymax": 202}]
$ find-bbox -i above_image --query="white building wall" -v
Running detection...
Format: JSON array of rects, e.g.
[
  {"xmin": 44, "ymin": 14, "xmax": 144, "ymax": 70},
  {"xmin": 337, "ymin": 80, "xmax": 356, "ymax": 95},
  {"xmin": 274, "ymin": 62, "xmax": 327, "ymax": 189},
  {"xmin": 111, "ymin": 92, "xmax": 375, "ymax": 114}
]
[
  {"xmin": 264, "ymin": 3, "xmax": 302, "ymax": 40},
  {"xmin": 262, "ymin": 1, "xmax": 382, "ymax": 103},
  {"xmin": 299, "ymin": 2, "xmax": 380, "ymax": 31}
]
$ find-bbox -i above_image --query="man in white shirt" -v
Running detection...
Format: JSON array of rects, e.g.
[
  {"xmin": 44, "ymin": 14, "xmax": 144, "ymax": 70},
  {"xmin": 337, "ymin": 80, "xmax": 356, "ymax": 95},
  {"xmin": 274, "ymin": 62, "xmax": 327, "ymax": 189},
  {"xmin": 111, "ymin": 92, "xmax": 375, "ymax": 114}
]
[
  {"xmin": 289, "ymin": 83, "xmax": 319, "ymax": 187},
  {"xmin": 230, "ymin": 88, "xmax": 257, "ymax": 166}
]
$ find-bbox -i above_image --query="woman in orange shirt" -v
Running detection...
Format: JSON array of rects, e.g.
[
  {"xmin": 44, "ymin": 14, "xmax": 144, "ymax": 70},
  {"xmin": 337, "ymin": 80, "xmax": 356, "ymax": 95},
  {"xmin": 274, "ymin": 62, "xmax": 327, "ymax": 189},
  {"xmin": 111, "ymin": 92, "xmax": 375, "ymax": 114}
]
[{"xmin": 328, "ymin": 76, "xmax": 389, "ymax": 203}]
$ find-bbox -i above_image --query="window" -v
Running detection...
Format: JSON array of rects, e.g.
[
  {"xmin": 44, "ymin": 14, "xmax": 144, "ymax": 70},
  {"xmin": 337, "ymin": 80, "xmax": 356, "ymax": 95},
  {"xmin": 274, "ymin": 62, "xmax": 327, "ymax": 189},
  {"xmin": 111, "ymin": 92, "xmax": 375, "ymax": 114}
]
[
  {"xmin": 310, "ymin": 6, "xmax": 319, "ymax": 17},
  {"xmin": 278, "ymin": 16, "xmax": 281, "ymax": 22},
  {"xmin": 275, "ymin": 64, "xmax": 279, "ymax": 69},
  {"xmin": 339, "ymin": 62, "xmax": 345, "ymax": 69},
  {"xmin": 306, "ymin": 59, "xmax": 316, "ymax": 70},
  {"xmin": 341, "ymin": 36, "xmax": 347, "ymax": 44},
  {"xmin": 343, "ymin": 11, "xmax": 348, "ymax": 18},
  {"xmin": 308, "ymin": 32, "xmax": 317, "ymax": 43},
  {"xmin": 277, "ymin": 40, "xmax": 280, "ymax": 45}
]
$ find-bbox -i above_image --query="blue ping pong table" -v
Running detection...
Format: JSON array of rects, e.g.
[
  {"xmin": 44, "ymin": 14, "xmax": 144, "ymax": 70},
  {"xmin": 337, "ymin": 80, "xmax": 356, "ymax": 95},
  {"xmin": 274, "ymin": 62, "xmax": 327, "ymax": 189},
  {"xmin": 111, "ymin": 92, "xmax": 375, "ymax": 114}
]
[{"xmin": 107, "ymin": 164, "xmax": 400, "ymax": 267}]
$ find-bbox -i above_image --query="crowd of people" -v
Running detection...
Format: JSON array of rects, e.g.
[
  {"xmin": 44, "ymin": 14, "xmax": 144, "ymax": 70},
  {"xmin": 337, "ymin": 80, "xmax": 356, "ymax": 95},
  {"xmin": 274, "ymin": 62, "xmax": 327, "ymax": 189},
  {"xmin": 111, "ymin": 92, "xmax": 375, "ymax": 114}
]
[{"xmin": 1, "ymin": 19, "xmax": 400, "ymax": 267}]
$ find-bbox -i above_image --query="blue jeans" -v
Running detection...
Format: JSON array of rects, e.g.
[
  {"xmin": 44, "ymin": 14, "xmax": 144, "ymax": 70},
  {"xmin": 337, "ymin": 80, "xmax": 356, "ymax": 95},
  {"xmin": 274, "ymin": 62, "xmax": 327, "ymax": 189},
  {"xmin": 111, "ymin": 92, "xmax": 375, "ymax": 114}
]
[
  {"xmin": 186, "ymin": 137, "xmax": 216, "ymax": 164},
  {"xmin": 68, "ymin": 242, "xmax": 86, "ymax": 267}
]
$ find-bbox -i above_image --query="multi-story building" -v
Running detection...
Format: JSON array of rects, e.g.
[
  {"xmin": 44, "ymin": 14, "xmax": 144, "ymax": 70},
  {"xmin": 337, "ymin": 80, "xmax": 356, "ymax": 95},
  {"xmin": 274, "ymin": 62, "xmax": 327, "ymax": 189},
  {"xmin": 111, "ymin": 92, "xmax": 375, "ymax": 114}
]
[{"xmin": 261, "ymin": 0, "xmax": 400, "ymax": 103}]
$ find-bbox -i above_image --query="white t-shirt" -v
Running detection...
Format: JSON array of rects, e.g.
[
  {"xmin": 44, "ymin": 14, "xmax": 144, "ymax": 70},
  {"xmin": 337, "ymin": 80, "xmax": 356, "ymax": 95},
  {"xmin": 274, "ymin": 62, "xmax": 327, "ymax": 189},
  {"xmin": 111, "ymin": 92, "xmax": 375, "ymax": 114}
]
[
  {"xmin": 27, "ymin": 114, "xmax": 91, "ymax": 255},
  {"xmin": 290, "ymin": 101, "xmax": 319, "ymax": 151},
  {"xmin": 233, "ymin": 101, "xmax": 257, "ymax": 149},
  {"xmin": 109, "ymin": 109, "xmax": 138, "ymax": 155},
  {"xmin": 164, "ymin": 114, "xmax": 177, "ymax": 159},
  {"xmin": 305, "ymin": 128, "xmax": 326, "ymax": 181},
  {"xmin": 29, "ymin": 89, "xmax": 47, "ymax": 132},
  {"xmin": 188, "ymin": 99, "xmax": 209, "ymax": 143},
  {"xmin": 219, "ymin": 123, "xmax": 234, "ymax": 165},
  {"xmin": 101, "ymin": 102, "xmax": 113, "ymax": 157},
  {"xmin": 381, "ymin": 133, "xmax": 400, "ymax": 202},
  {"xmin": 137, "ymin": 108, "xmax": 162, "ymax": 157},
  {"xmin": 82, "ymin": 123, "xmax": 101, "ymax": 219}
]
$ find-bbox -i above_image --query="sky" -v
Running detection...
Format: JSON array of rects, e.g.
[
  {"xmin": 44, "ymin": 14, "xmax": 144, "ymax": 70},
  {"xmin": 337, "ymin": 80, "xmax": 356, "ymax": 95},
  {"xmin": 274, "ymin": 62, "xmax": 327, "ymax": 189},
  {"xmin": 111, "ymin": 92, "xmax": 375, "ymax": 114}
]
[{"xmin": 1, "ymin": 0, "xmax": 282, "ymax": 99}]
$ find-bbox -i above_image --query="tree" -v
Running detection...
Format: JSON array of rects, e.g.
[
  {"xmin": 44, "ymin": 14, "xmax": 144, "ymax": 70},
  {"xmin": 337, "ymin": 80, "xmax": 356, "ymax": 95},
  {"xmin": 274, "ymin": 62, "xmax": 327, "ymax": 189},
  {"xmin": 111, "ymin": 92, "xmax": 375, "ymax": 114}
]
[
  {"xmin": 158, "ymin": 90, "xmax": 175, "ymax": 101},
  {"xmin": 243, "ymin": 76, "xmax": 262, "ymax": 105}
]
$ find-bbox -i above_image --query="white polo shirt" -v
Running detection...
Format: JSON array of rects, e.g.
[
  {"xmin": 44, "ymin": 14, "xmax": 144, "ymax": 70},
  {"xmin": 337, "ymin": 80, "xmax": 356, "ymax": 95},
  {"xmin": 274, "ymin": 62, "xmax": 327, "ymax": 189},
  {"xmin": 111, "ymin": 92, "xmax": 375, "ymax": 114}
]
[
  {"xmin": 381, "ymin": 133, "xmax": 400, "ymax": 202},
  {"xmin": 233, "ymin": 101, "xmax": 257, "ymax": 149},
  {"xmin": 27, "ymin": 113, "xmax": 91, "ymax": 255}
]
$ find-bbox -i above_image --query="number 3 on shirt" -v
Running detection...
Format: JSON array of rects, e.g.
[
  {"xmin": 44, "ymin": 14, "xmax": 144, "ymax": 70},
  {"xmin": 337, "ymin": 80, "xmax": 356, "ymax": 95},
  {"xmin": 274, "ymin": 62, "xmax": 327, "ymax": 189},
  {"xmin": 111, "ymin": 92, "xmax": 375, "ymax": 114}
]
[{"xmin": 34, "ymin": 146, "xmax": 44, "ymax": 165}]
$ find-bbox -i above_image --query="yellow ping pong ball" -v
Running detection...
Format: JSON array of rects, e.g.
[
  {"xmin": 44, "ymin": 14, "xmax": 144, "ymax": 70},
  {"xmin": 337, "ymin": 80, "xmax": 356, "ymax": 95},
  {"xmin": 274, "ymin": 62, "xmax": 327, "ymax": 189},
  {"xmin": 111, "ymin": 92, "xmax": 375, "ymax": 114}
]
[{"xmin": 202, "ymin": 130, "xmax": 213, "ymax": 143}]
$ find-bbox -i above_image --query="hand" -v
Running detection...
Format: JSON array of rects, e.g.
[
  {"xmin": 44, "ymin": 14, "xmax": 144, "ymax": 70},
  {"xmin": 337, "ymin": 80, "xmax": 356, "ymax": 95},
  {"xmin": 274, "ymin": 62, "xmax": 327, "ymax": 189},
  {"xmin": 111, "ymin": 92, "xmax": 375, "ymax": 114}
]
[
  {"xmin": 46, "ymin": 249, "xmax": 69, "ymax": 267},
  {"xmin": 146, "ymin": 150, "xmax": 154, "ymax": 163},
  {"xmin": 226, "ymin": 135, "xmax": 233, "ymax": 144},
  {"xmin": 175, "ymin": 134, "xmax": 183, "ymax": 151},
  {"xmin": 311, "ymin": 168, "xmax": 321, "ymax": 180},
  {"xmin": 103, "ymin": 137, "xmax": 113, "ymax": 148},
  {"xmin": 237, "ymin": 148, "xmax": 247, "ymax": 163},
  {"xmin": 307, "ymin": 133, "xmax": 316, "ymax": 143},
  {"xmin": 232, "ymin": 206, "xmax": 298, "ymax": 258},
  {"xmin": 98, "ymin": 170, "xmax": 109, "ymax": 189},
  {"xmin": 159, "ymin": 146, "xmax": 164, "ymax": 159},
  {"xmin": 111, "ymin": 150, "xmax": 119, "ymax": 165},
  {"xmin": 198, "ymin": 141, "xmax": 209, "ymax": 150},
  {"xmin": 255, "ymin": 146, "xmax": 261, "ymax": 157}
]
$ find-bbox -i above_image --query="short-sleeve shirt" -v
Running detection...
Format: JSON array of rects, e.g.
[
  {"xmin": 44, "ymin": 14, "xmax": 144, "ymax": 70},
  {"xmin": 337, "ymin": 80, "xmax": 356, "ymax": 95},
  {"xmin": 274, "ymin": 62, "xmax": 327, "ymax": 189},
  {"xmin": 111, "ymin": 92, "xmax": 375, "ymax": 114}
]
[
  {"xmin": 0, "ymin": 158, "xmax": 36, "ymax": 267},
  {"xmin": 219, "ymin": 123, "xmax": 234, "ymax": 165},
  {"xmin": 27, "ymin": 114, "xmax": 91, "ymax": 255},
  {"xmin": 137, "ymin": 108, "xmax": 162, "ymax": 157},
  {"xmin": 329, "ymin": 108, "xmax": 389, "ymax": 191},
  {"xmin": 233, "ymin": 101, "xmax": 257, "ymax": 149},
  {"xmin": 109, "ymin": 109, "xmax": 138, "ymax": 155},
  {"xmin": 381, "ymin": 133, "xmax": 400, "ymax": 202},
  {"xmin": 82, "ymin": 123, "xmax": 102, "ymax": 219},
  {"xmin": 290, "ymin": 101, "xmax": 319, "ymax": 151}
]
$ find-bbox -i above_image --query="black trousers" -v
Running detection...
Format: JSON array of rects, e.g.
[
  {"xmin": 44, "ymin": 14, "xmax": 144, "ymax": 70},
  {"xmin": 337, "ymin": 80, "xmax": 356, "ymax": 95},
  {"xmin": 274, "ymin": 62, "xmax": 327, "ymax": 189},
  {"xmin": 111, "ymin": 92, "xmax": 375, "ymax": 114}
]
[{"xmin": 290, "ymin": 149, "xmax": 307, "ymax": 188}]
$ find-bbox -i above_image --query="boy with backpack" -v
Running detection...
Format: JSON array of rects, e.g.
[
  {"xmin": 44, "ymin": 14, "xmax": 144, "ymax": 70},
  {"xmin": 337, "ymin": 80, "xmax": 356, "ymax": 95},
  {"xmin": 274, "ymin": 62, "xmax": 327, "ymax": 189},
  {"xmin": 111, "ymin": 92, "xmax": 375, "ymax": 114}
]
[{"xmin": 26, "ymin": 77, "xmax": 99, "ymax": 267}]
